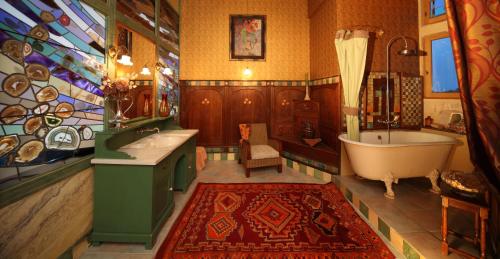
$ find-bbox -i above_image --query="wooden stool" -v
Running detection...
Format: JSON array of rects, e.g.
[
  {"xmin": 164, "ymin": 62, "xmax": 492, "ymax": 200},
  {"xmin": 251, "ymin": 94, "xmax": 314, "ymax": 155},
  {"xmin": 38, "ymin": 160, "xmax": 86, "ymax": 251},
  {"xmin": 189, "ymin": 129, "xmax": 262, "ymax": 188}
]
[{"xmin": 441, "ymin": 194, "xmax": 489, "ymax": 258}]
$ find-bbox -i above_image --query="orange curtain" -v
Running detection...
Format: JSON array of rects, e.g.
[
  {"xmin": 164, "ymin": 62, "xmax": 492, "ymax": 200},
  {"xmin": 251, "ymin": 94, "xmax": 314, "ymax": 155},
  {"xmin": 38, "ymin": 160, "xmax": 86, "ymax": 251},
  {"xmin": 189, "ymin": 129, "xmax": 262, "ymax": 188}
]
[{"xmin": 444, "ymin": 0, "xmax": 499, "ymax": 188}]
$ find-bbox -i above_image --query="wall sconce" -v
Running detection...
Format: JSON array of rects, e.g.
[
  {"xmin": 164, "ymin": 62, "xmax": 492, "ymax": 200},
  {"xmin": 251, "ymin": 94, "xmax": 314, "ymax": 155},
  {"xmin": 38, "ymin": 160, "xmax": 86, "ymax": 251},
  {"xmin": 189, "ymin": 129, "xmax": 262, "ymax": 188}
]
[
  {"xmin": 140, "ymin": 64, "xmax": 151, "ymax": 75},
  {"xmin": 108, "ymin": 45, "xmax": 133, "ymax": 66},
  {"xmin": 243, "ymin": 67, "xmax": 252, "ymax": 78}
]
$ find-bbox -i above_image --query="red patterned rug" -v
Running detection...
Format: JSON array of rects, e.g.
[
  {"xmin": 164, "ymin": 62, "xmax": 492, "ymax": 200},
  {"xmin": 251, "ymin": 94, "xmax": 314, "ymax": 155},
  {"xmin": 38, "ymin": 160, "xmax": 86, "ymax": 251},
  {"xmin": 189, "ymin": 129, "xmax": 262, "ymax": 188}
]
[{"xmin": 156, "ymin": 183, "xmax": 394, "ymax": 258}]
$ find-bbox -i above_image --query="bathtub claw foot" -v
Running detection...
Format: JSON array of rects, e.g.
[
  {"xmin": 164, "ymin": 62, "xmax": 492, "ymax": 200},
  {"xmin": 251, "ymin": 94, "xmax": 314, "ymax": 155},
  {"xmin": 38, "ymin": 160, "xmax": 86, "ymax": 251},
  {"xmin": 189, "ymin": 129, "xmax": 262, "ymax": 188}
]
[
  {"xmin": 427, "ymin": 169, "xmax": 441, "ymax": 194},
  {"xmin": 383, "ymin": 173, "xmax": 395, "ymax": 199}
]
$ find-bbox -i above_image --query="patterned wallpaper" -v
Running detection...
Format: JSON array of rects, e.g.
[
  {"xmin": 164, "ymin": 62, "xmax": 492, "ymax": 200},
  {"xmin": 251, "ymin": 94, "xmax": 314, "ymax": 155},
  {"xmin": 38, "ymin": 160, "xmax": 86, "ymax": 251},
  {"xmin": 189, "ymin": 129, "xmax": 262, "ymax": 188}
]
[
  {"xmin": 180, "ymin": 0, "xmax": 310, "ymax": 80},
  {"xmin": 309, "ymin": 0, "xmax": 337, "ymax": 79},
  {"xmin": 309, "ymin": 0, "xmax": 419, "ymax": 79}
]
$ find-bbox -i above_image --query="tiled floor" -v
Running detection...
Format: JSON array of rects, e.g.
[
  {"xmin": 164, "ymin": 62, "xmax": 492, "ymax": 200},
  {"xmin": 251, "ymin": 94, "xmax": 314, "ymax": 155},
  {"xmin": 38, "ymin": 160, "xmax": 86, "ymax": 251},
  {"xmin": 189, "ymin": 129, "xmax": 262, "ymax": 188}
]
[
  {"xmin": 81, "ymin": 161, "xmax": 490, "ymax": 259},
  {"xmin": 337, "ymin": 175, "xmax": 493, "ymax": 259},
  {"xmin": 81, "ymin": 161, "xmax": 331, "ymax": 259}
]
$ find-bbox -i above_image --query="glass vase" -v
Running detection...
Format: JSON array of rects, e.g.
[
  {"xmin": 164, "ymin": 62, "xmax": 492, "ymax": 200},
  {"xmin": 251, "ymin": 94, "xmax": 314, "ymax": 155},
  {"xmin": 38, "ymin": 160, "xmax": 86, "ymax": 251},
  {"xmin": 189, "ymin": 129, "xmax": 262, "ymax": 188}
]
[
  {"xmin": 159, "ymin": 93, "xmax": 170, "ymax": 117},
  {"xmin": 143, "ymin": 94, "xmax": 151, "ymax": 116}
]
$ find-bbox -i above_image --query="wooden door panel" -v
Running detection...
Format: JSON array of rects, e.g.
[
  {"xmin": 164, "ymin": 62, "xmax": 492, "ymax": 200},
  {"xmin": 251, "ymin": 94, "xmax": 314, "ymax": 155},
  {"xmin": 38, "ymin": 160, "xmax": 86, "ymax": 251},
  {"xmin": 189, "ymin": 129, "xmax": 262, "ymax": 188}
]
[
  {"xmin": 228, "ymin": 87, "xmax": 268, "ymax": 145},
  {"xmin": 271, "ymin": 87, "xmax": 304, "ymax": 138},
  {"xmin": 181, "ymin": 87, "xmax": 224, "ymax": 146}
]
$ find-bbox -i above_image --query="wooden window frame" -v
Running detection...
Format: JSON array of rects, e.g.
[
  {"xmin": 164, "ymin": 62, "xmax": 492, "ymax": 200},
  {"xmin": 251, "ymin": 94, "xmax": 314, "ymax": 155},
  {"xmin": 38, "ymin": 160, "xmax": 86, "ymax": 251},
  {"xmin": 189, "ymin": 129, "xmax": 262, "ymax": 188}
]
[
  {"xmin": 422, "ymin": 0, "xmax": 447, "ymax": 25},
  {"xmin": 423, "ymin": 32, "xmax": 460, "ymax": 99}
]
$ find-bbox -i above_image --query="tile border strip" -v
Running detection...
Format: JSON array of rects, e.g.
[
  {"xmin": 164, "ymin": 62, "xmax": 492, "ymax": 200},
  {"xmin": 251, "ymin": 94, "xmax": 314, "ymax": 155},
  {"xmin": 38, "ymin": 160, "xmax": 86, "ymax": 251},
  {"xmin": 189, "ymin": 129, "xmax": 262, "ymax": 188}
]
[
  {"xmin": 182, "ymin": 76, "xmax": 340, "ymax": 87},
  {"xmin": 310, "ymin": 76, "xmax": 340, "ymax": 86},
  {"xmin": 282, "ymin": 151, "xmax": 338, "ymax": 174},
  {"xmin": 331, "ymin": 176, "xmax": 426, "ymax": 259},
  {"xmin": 203, "ymin": 147, "xmax": 339, "ymax": 177},
  {"xmin": 282, "ymin": 157, "xmax": 332, "ymax": 182}
]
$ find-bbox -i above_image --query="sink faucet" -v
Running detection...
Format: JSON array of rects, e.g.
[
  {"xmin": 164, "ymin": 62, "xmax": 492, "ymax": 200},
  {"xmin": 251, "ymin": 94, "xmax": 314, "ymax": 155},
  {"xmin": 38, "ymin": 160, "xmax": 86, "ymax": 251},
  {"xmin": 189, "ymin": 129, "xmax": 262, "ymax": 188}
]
[{"xmin": 137, "ymin": 127, "xmax": 160, "ymax": 134}]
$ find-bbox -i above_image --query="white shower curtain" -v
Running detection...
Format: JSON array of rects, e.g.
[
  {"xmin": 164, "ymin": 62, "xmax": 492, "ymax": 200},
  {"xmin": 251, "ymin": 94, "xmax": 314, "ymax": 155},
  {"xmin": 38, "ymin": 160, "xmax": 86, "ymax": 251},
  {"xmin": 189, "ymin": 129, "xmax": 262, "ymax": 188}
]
[{"xmin": 335, "ymin": 30, "xmax": 369, "ymax": 141}]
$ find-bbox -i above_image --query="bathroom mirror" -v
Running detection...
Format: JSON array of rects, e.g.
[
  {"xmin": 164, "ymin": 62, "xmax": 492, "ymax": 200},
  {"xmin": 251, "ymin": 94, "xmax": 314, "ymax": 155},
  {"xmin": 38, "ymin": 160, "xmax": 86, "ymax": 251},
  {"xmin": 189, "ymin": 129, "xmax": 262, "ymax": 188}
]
[{"xmin": 115, "ymin": 24, "xmax": 156, "ymax": 119}]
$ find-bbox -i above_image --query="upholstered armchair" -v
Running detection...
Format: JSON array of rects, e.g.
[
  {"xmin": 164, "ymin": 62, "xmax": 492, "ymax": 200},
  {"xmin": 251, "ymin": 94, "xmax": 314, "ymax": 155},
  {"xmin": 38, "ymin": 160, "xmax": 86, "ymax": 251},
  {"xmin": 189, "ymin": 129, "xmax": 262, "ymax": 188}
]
[{"xmin": 238, "ymin": 123, "xmax": 282, "ymax": 177}]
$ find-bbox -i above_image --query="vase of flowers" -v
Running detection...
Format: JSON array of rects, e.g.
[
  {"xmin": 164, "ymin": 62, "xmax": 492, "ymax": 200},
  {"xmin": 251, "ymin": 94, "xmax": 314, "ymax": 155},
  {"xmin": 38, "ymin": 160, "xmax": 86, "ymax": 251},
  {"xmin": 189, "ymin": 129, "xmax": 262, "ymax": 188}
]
[{"xmin": 100, "ymin": 75, "xmax": 135, "ymax": 128}]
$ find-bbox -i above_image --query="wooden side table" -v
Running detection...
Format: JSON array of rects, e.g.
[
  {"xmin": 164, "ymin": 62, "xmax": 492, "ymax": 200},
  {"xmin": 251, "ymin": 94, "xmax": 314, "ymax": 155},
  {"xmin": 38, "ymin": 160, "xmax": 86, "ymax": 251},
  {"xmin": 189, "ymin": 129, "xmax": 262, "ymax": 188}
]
[{"xmin": 441, "ymin": 194, "xmax": 489, "ymax": 259}]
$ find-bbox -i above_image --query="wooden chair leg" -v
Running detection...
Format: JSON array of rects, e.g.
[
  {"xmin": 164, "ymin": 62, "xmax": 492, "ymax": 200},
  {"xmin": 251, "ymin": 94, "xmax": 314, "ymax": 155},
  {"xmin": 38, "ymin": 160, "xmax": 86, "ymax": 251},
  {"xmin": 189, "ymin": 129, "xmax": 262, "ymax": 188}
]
[
  {"xmin": 474, "ymin": 212, "xmax": 479, "ymax": 245},
  {"xmin": 277, "ymin": 165, "xmax": 282, "ymax": 173},
  {"xmin": 238, "ymin": 158, "xmax": 241, "ymax": 164},
  {"xmin": 441, "ymin": 198, "xmax": 449, "ymax": 256},
  {"xmin": 480, "ymin": 208, "xmax": 487, "ymax": 259},
  {"xmin": 245, "ymin": 168, "xmax": 250, "ymax": 178}
]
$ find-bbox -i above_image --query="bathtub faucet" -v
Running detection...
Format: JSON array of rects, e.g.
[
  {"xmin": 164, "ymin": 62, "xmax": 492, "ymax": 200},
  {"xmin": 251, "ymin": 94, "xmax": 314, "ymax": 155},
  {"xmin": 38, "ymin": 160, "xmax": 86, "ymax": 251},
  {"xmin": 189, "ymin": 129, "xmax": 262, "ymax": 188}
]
[
  {"xmin": 378, "ymin": 115, "xmax": 399, "ymax": 126},
  {"xmin": 378, "ymin": 115, "xmax": 399, "ymax": 143}
]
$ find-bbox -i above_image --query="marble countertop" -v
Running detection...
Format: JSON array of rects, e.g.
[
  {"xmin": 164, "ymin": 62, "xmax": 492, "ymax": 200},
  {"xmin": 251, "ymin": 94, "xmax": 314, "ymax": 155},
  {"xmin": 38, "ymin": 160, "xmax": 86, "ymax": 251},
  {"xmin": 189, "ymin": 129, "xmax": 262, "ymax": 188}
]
[{"xmin": 91, "ymin": 129, "xmax": 198, "ymax": 166}]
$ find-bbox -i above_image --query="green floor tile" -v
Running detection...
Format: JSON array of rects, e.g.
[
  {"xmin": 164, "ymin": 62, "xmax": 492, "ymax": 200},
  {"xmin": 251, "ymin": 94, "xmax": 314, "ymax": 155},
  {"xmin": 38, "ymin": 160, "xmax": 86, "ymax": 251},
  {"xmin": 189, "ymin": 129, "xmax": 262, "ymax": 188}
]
[
  {"xmin": 403, "ymin": 240, "xmax": 420, "ymax": 259},
  {"xmin": 345, "ymin": 189, "xmax": 353, "ymax": 202},
  {"xmin": 299, "ymin": 164, "xmax": 306, "ymax": 174},
  {"xmin": 359, "ymin": 201, "xmax": 369, "ymax": 219},
  {"xmin": 378, "ymin": 218, "xmax": 391, "ymax": 240},
  {"xmin": 286, "ymin": 159, "xmax": 293, "ymax": 168},
  {"xmin": 313, "ymin": 169, "xmax": 322, "ymax": 179}
]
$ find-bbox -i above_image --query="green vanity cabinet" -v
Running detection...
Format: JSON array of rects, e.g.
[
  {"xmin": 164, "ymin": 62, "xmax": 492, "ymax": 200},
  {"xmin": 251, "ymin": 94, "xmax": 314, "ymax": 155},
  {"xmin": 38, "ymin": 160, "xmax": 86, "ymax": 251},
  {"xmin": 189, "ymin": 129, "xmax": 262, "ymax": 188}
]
[
  {"xmin": 90, "ymin": 118, "xmax": 198, "ymax": 249},
  {"xmin": 173, "ymin": 137, "xmax": 197, "ymax": 192},
  {"xmin": 92, "ymin": 161, "xmax": 174, "ymax": 249}
]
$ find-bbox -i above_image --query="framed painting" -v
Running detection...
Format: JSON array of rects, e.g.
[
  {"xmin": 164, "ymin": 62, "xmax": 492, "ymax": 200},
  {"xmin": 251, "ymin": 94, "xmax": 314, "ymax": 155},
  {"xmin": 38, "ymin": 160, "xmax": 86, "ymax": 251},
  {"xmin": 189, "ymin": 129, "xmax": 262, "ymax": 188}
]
[{"xmin": 230, "ymin": 15, "xmax": 266, "ymax": 60}]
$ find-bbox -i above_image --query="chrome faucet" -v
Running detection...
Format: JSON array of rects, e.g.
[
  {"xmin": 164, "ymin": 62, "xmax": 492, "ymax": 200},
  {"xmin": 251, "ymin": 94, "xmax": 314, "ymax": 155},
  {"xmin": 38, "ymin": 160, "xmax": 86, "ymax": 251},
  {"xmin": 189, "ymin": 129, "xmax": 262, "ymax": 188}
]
[{"xmin": 137, "ymin": 127, "xmax": 160, "ymax": 134}]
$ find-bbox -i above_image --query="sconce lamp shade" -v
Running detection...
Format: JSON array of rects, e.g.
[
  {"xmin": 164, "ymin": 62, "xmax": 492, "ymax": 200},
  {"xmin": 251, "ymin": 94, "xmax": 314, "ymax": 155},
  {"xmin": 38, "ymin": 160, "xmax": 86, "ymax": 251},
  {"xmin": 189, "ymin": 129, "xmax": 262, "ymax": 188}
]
[
  {"xmin": 162, "ymin": 67, "xmax": 173, "ymax": 76},
  {"xmin": 140, "ymin": 65, "xmax": 151, "ymax": 75},
  {"xmin": 117, "ymin": 55, "xmax": 133, "ymax": 66}
]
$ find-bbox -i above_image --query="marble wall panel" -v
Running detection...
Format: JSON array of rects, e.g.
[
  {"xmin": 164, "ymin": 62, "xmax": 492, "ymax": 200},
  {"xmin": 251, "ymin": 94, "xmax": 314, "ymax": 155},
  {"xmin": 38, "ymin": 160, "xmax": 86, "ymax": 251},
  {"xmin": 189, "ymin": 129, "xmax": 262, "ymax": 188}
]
[{"xmin": 0, "ymin": 168, "xmax": 94, "ymax": 259}]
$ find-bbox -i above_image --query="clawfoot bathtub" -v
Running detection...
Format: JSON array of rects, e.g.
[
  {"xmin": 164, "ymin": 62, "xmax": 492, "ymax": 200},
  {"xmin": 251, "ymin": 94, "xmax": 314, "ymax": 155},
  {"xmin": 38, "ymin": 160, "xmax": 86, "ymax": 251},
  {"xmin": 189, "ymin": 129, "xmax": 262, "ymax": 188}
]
[{"xmin": 339, "ymin": 130, "xmax": 456, "ymax": 199}]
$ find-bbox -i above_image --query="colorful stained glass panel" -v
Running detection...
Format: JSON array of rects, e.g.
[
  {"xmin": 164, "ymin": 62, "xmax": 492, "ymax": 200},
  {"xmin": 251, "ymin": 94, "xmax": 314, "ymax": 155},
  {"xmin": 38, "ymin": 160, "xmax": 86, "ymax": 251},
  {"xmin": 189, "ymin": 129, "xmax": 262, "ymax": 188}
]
[{"xmin": 0, "ymin": 1, "xmax": 105, "ymax": 187}]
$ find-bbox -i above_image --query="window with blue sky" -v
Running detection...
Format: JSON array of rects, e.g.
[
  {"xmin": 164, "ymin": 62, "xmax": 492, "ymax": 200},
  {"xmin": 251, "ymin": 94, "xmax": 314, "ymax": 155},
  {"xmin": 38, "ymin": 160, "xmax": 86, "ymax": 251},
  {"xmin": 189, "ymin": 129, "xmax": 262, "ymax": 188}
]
[
  {"xmin": 431, "ymin": 37, "xmax": 459, "ymax": 93},
  {"xmin": 430, "ymin": 0, "xmax": 446, "ymax": 17}
]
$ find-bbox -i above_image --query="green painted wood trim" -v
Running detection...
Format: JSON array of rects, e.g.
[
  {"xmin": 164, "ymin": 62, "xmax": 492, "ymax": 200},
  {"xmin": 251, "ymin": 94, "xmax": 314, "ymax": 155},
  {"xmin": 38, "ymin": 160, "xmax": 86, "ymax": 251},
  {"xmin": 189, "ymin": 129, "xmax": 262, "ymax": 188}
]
[
  {"xmin": 0, "ymin": 155, "xmax": 93, "ymax": 208},
  {"xmin": 81, "ymin": 0, "xmax": 108, "ymax": 14},
  {"xmin": 57, "ymin": 249, "xmax": 72, "ymax": 259},
  {"xmin": 116, "ymin": 13, "xmax": 156, "ymax": 42},
  {"xmin": 104, "ymin": 0, "xmax": 116, "ymax": 132}
]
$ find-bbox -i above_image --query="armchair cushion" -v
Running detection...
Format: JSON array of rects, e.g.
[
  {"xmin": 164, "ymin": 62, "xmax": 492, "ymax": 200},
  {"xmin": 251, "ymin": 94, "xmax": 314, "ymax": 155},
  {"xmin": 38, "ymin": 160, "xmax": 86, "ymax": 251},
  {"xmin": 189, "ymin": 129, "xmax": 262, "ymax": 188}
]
[{"xmin": 250, "ymin": 145, "xmax": 280, "ymax": 160}]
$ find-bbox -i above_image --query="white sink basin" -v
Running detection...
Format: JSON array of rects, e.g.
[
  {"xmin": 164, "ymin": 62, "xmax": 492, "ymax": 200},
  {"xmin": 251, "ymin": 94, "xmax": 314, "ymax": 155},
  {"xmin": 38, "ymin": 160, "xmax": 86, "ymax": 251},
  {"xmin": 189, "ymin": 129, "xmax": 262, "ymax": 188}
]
[{"xmin": 123, "ymin": 135, "xmax": 185, "ymax": 149}]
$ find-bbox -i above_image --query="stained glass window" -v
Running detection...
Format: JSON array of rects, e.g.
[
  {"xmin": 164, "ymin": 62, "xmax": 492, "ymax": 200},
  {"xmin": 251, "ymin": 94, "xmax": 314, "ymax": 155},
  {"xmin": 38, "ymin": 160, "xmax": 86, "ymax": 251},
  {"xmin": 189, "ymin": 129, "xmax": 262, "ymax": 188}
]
[
  {"xmin": 431, "ymin": 37, "xmax": 459, "ymax": 93},
  {"xmin": 430, "ymin": 0, "xmax": 446, "ymax": 18},
  {"xmin": 0, "ymin": 0, "xmax": 105, "ymax": 188},
  {"xmin": 159, "ymin": 0, "xmax": 179, "ymax": 51}
]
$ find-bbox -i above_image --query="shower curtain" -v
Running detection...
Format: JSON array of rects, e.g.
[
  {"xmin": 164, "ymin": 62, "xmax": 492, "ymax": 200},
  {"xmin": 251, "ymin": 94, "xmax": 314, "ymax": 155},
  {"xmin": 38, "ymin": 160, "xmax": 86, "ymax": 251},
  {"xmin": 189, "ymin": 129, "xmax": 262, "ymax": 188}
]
[
  {"xmin": 335, "ymin": 30, "xmax": 369, "ymax": 141},
  {"xmin": 445, "ymin": 0, "xmax": 499, "ymax": 253}
]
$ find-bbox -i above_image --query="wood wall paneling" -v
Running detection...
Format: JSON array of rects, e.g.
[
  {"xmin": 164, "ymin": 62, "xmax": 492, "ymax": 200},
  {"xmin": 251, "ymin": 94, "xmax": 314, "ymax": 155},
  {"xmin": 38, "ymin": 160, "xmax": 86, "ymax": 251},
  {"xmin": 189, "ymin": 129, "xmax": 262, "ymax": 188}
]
[
  {"xmin": 293, "ymin": 100, "xmax": 320, "ymax": 138},
  {"xmin": 311, "ymin": 84, "xmax": 341, "ymax": 148},
  {"xmin": 180, "ymin": 86, "xmax": 225, "ymax": 146},
  {"xmin": 180, "ymin": 82, "xmax": 342, "ymax": 167},
  {"xmin": 270, "ymin": 87, "xmax": 305, "ymax": 139},
  {"xmin": 227, "ymin": 87, "xmax": 269, "ymax": 146}
]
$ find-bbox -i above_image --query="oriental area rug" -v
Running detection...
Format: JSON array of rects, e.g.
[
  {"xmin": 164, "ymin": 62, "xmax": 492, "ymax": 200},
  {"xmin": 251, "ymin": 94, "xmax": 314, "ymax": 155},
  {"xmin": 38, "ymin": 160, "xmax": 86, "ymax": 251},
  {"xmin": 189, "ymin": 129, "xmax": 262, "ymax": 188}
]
[{"xmin": 156, "ymin": 183, "xmax": 394, "ymax": 258}]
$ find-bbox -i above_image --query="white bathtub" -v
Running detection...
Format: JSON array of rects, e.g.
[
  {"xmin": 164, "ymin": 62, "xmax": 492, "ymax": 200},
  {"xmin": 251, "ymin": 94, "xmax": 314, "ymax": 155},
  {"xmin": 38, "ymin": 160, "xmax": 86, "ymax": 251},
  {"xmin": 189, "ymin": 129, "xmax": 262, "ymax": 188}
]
[{"xmin": 339, "ymin": 130, "xmax": 457, "ymax": 199}]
